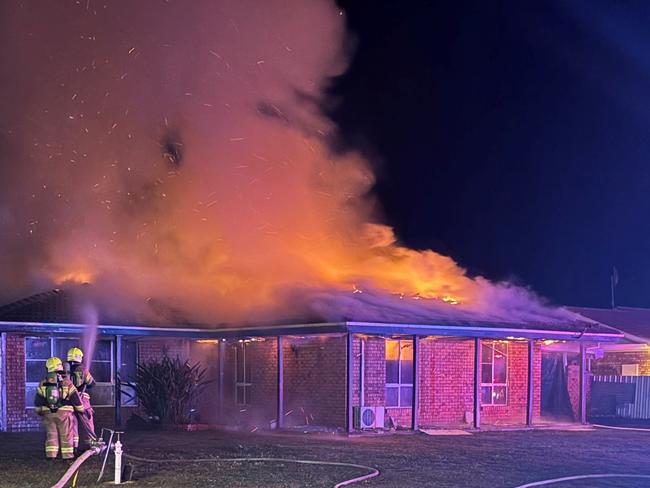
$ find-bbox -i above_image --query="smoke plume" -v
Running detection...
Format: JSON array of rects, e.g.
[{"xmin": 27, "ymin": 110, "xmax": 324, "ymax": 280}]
[{"xmin": 0, "ymin": 0, "xmax": 571, "ymax": 325}]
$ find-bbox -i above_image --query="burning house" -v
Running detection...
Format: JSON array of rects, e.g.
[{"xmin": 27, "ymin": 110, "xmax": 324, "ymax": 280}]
[
  {"xmin": 0, "ymin": 288, "xmax": 622, "ymax": 433},
  {"xmin": 0, "ymin": 1, "xmax": 627, "ymax": 435}
]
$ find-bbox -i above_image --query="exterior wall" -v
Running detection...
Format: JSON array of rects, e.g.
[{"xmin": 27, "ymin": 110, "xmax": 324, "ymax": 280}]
[
  {"xmin": 419, "ymin": 337, "xmax": 475, "ymax": 427},
  {"xmin": 284, "ymin": 335, "xmax": 346, "ymax": 428},
  {"xmin": 3, "ymin": 331, "xmax": 543, "ymax": 432},
  {"xmin": 3, "ymin": 334, "xmax": 193, "ymax": 432},
  {"xmin": 481, "ymin": 342, "xmax": 541, "ymax": 425},
  {"xmin": 138, "ymin": 338, "xmax": 190, "ymax": 363},
  {"xmin": 567, "ymin": 361, "xmax": 592, "ymax": 420},
  {"xmin": 220, "ymin": 335, "xmax": 346, "ymax": 430},
  {"xmin": 5, "ymin": 334, "xmax": 40, "ymax": 431},
  {"xmin": 592, "ymin": 351, "xmax": 650, "ymax": 376}
]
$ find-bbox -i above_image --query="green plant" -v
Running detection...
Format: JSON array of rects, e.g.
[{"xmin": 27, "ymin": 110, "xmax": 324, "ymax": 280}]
[{"xmin": 121, "ymin": 355, "xmax": 210, "ymax": 424}]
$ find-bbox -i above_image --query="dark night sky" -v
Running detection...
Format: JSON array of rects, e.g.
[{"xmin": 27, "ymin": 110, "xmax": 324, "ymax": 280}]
[{"xmin": 329, "ymin": 0, "xmax": 650, "ymax": 309}]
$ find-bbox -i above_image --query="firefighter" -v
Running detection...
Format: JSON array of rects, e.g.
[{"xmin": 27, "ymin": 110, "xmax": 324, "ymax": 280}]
[
  {"xmin": 66, "ymin": 347, "xmax": 98, "ymax": 449},
  {"xmin": 35, "ymin": 357, "xmax": 84, "ymax": 459}
]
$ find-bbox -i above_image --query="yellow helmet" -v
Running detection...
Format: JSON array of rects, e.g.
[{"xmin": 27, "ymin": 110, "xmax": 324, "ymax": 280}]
[
  {"xmin": 67, "ymin": 347, "xmax": 84, "ymax": 363},
  {"xmin": 46, "ymin": 357, "xmax": 64, "ymax": 373}
]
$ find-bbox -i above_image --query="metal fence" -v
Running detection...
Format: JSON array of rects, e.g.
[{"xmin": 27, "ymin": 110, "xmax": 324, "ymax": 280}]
[{"xmin": 592, "ymin": 375, "xmax": 650, "ymax": 419}]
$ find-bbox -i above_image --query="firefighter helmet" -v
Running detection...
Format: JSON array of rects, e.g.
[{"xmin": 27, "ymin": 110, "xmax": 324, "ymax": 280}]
[
  {"xmin": 45, "ymin": 357, "xmax": 64, "ymax": 373},
  {"xmin": 67, "ymin": 347, "xmax": 84, "ymax": 363}
]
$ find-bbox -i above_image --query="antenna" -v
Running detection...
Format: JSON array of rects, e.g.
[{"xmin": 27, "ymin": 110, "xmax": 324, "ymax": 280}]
[{"xmin": 610, "ymin": 266, "xmax": 619, "ymax": 309}]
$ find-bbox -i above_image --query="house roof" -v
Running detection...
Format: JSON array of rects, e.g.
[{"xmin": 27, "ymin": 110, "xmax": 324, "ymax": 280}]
[
  {"xmin": 0, "ymin": 288, "xmax": 624, "ymax": 342},
  {"xmin": 568, "ymin": 306, "xmax": 650, "ymax": 343}
]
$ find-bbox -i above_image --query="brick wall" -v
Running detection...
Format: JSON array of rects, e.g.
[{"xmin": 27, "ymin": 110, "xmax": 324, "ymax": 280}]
[
  {"xmin": 419, "ymin": 337, "xmax": 475, "ymax": 427},
  {"xmin": 220, "ymin": 335, "xmax": 346, "ymax": 430},
  {"xmin": 567, "ymin": 362, "xmax": 591, "ymax": 420},
  {"xmin": 138, "ymin": 338, "xmax": 190, "ymax": 363},
  {"xmin": 592, "ymin": 351, "xmax": 650, "ymax": 376},
  {"xmin": 481, "ymin": 341, "xmax": 541, "ymax": 425},
  {"xmin": 5, "ymin": 334, "xmax": 41, "ymax": 431},
  {"xmin": 283, "ymin": 335, "xmax": 346, "ymax": 428}
]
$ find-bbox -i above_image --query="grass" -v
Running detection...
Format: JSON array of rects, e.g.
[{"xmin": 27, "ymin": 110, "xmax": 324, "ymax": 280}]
[{"xmin": 1, "ymin": 427, "xmax": 649, "ymax": 487}]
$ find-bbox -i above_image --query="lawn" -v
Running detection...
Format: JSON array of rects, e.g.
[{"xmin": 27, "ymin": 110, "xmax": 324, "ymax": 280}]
[{"xmin": 1, "ymin": 427, "xmax": 649, "ymax": 487}]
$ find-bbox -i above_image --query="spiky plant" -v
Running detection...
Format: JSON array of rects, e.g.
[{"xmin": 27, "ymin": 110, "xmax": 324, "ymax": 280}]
[{"xmin": 122, "ymin": 355, "xmax": 209, "ymax": 424}]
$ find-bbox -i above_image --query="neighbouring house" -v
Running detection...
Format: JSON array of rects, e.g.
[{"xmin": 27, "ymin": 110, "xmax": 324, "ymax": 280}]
[
  {"xmin": 568, "ymin": 306, "xmax": 650, "ymax": 420},
  {"xmin": 0, "ymin": 288, "xmax": 623, "ymax": 433}
]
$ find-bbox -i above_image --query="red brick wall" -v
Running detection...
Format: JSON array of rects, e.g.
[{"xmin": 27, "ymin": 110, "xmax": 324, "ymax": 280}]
[
  {"xmin": 283, "ymin": 335, "xmax": 346, "ymax": 428},
  {"xmin": 220, "ymin": 335, "xmax": 346, "ymax": 430},
  {"xmin": 138, "ymin": 338, "xmax": 190, "ymax": 363},
  {"xmin": 220, "ymin": 339, "xmax": 278, "ymax": 429},
  {"xmin": 5, "ymin": 334, "xmax": 41, "ymax": 431},
  {"xmin": 419, "ymin": 337, "xmax": 475, "ymax": 427},
  {"xmin": 567, "ymin": 362, "xmax": 591, "ymax": 420},
  {"xmin": 481, "ymin": 342, "xmax": 541, "ymax": 425}
]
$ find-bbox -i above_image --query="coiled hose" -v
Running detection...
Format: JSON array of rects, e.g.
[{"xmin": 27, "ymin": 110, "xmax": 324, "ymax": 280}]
[{"xmin": 123, "ymin": 452, "xmax": 380, "ymax": 488}]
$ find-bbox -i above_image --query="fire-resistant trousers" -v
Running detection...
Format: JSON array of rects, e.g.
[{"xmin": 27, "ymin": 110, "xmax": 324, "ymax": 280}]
[
  {"xmin": 43, "ymin": 409, "xmax": 75, "ymax": 459},
  {"xmin": 72, "ymin": 394, "xmax": 96, "ymax": 448}
]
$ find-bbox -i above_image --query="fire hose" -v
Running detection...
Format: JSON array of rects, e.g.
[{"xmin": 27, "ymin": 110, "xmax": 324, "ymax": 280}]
[
  {"xmin": 511, "ymin": 424, "xmax": 650, "ymax": 487},
  {"xmin": 122, "ymin": 452, "xmax": 380, "ymax": 488},
  {"xmin": 49, "ymin": 445, "xmax": 103, "ymax": 488}
]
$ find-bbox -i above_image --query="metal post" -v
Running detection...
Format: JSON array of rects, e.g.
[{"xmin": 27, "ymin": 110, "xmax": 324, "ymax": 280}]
[
  {"xmin": 114, "ymin": 335, "xmax": 122, "ymax": 427},
  {"xmin": 411, "ymin": 335, "xmax": 420, "ymax": 431},
  {"xmin": 473, "ymin": 338, "xmax": 481, "ymax": 429},
  {"xmin": 579, "ymin": 343, "xmax": 588, "ymax": 424},
  {"xmin": 360, "ymin": 338, "xmax": 365, "ymax": 407},
  {"xmin": 346, "ymin": 333, "xmax": 354, "ymax": 433},
  {"xmin": 526, "ymin": 340, "xmax": 534, "ymax": 426},
  {"xmin": 218, "ymin": 341, "xmax": 225, "ymax": 419},
  {"xmin": 0, "ymin": 333, "xmax": 6, "ymax": 432},
  {"xmin": 277, "ymin": 336, "xmax": 284, "ymax": 429}
]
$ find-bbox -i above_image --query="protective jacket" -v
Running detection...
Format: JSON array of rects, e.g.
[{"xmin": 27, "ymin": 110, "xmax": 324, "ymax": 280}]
[
  {"xmin": 69, "ymin": 364, "xmax": 96, "ymax": 397},
  {"xmin": 35, "ymin": 376, "xmax": 84, "ymax": 415},
  {"xmin": 34, "ymin": 376, "xmax": 83, "ymax": 459}
]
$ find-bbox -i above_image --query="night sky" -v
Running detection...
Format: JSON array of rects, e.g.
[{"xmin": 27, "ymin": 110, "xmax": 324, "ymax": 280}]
[{"xmin": 329, "ymin": 0, "xmax": 650, "ymax": 309}]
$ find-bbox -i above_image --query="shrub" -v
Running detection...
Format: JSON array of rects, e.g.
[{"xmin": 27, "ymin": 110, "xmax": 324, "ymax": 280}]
[{"xmin": 122, "ymin": 355, "xmax": 210, "ymax": 424}]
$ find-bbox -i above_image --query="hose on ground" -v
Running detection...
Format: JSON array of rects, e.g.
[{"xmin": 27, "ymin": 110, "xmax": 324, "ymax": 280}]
[
  {"xmin": 592, "ymin": 423, "xmax": 650, "ymax": 432},
  {"xmin": 512, "ymin": 473, "xmax": 650, "ymax": 488},
  {"xmin": 50, "ymin": 448, "xmax": 100, "ymax": 488},
  {"xmin": 123, "ymin": 452, "xmax": 380, "ymax": 488}
]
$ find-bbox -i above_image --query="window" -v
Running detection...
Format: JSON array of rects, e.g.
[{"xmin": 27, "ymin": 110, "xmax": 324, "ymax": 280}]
[
  {"xmin": 481, "ymin": 341, "xmax": 508, "ymax": 405},
  {"xmin": 235, "ymin": 342, "xmax": 252, "ymax": 405},
  {"xmin": 385, "ymin": 339, "xmax": 413, "ymax": 407},
  {"xmin": 25, "ymin": 337, "xmax": 120, "ymax": 408}
]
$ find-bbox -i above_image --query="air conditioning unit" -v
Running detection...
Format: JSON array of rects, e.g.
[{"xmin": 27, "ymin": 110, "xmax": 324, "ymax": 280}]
[{"xmin": 353, "ymin": 406, "xmax": 385, "ymax": 430}]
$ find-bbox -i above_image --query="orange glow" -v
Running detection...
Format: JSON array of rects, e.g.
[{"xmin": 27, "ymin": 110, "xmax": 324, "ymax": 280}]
[{"xmin": 54, "ymin": 270, "xmax": 93, "ymax": 285}]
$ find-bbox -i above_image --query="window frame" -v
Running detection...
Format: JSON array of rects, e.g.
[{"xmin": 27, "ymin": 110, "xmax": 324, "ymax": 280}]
[
  {"xmin": 480, "ymin": 341, "xmax": 509, "ymax": 406},
  {"xmin": 234, "ymin": 342, "xmax": 252, "ymax": 406},
  {"xmin": 24, "ymin": 336, "xmax": 117, "ymax": 408},
  {"xmin": 385, "ymin": 338, "xmax": 414, "ymax": 408}
]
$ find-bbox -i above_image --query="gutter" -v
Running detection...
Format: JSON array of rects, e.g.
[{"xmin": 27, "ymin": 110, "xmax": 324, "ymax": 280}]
[{"xmin": 0, "ymin": 319, "xmax": 623, "ymax": 342}]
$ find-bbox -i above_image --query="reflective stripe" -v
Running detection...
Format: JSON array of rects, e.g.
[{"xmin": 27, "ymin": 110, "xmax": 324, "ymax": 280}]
[
  {"xmin": 61, "ymin": 448, "xmax": 74, "ymax": 452},
  {"xmin": 45, "ymin": 447, "xmax": 59, "ymax": 452}
]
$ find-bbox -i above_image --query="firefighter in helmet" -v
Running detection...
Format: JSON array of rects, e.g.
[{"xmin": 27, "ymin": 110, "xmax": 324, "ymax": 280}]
[
  {"xmin": 66, "ymin": 347, "xmax": 98, "ymax": 449},
  {"xmin": 34, "ymin": 357, "xmax": 84, "ymax": 459}
]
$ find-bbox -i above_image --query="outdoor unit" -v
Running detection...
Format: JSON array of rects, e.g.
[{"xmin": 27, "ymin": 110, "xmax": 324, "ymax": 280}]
[{"xmin": 353, "ymin": 406, "xmax": 385, "ymax": 429}]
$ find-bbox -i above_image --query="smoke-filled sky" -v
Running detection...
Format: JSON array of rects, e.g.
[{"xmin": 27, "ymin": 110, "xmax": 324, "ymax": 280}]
[
  {"xmin": 332, "ymin": 1, "xmax": 650, "ymax": 310},
  {"xmin": 0, "ymin": 0, "xmax": 575, "ymax": 326}
]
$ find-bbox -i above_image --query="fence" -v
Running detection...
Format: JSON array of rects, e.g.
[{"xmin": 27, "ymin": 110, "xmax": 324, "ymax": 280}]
[{"xmin": 591, "ymin": 375, "xmax": 650, "ymax": 419}]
